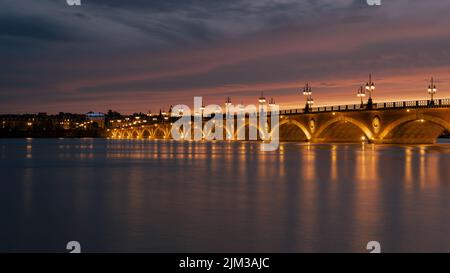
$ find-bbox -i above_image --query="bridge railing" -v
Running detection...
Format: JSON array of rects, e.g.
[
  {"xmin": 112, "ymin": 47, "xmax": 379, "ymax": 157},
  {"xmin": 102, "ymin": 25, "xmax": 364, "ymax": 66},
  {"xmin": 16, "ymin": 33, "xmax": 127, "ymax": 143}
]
[
  {"xmin": 279, "ymin": 98, "xmax": 450, "ymax": 115},
  {"xmin": 375, "ymin": 99, "xmax": 450, "ymax": 109}
]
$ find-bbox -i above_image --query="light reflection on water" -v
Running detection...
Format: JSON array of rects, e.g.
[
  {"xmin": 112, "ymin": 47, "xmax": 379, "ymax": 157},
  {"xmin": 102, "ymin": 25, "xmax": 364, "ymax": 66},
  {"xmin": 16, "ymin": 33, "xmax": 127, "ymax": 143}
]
[{"xmin": 1, "ymin": 138, "xmax": 450, "ymax": 252}]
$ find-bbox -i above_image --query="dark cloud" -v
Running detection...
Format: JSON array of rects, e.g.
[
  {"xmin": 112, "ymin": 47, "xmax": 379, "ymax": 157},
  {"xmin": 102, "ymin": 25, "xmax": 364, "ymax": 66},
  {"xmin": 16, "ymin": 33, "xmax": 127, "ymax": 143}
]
[
  {"xmin": 0, "ymin": 15, "xmax": 69, "ymax": 41},
  {"xmin": 1, "ymin": 0, "xmax": 450, "ymax": 113},
  {"xmin": 1, "ymin": 0, "xmax": 362, "ymax": 47}
]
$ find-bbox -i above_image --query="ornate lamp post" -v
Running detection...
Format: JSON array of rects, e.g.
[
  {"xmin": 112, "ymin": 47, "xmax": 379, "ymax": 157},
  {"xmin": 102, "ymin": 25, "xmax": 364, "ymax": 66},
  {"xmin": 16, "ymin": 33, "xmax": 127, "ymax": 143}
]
[
  {"xmin": 161, "ymin": 109, "xmax": 169, "ymax": 122},
  {"xmin": 427, "ymin": 77, "xmax": 437, "ymax": 106},
  {"xmin": 225, "ymin": 96, "xmax": 232, "ymax": 115},
  {"xmin": 307, "ymin": 96, "xmax": 314, "ymax": 111},
  {"xmin": 302, "ymin": 83, "xmax": 313, "ymax": 113},
  {"xmin": 365, "ymin": 74, "xmax": 375, "ymax": 109},
  {"xmin": 357, "ymin": 85, "xmax": 366, "ymax": 109},
  {"xmin": 258, "ymin": 91, "xmax": 267, "ymax": 117},
  {"xmin": 268, "ymin": 98, "xmax": 276, "ymax": 108},
  {"xmin": 225, "ymin": 96, "xmax": 232, "ymax": 109},
  {"xmin": 258, "ymin": 92, "xmax": 266, "ymax": 105}
]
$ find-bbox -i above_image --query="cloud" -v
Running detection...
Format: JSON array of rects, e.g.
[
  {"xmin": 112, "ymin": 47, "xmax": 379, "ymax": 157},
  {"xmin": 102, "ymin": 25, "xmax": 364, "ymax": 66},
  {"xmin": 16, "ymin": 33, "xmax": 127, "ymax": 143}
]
[{"xmin": 1, "ymin": 0, "xmax": 450, "ymax": 113}]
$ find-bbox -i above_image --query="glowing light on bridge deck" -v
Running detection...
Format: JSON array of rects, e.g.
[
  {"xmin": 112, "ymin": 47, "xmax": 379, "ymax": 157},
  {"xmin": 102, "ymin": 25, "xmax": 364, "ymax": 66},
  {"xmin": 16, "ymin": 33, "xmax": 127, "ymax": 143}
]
[
  {"xmin": 258, "ymin": 92, "xmax": 266, "ymax": 104},
  {"xmin": 428, "ymin": 77, "xmax": 437, "ymax": 101},
  {"xmin": 302, "ymin": 83, "xmax": 314, "ymax": 112},
  {"xmin": 268, "ymin": 98, "xmax": 276, "ymax": 108}
]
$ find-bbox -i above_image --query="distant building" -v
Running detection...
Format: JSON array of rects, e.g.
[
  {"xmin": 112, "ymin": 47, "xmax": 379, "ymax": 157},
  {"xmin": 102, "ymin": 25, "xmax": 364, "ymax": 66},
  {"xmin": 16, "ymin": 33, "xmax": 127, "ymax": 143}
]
[{"xmin": 86, "ymin": 112, "xmax": 105, "ymax": 128}]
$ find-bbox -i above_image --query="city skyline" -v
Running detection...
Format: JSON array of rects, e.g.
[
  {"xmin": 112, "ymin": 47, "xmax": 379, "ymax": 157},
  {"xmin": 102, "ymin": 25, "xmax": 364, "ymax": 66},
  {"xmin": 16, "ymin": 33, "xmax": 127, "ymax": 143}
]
[{"xmin": 2, "ymin": 0, "xmax": 450, "ymax": 114}]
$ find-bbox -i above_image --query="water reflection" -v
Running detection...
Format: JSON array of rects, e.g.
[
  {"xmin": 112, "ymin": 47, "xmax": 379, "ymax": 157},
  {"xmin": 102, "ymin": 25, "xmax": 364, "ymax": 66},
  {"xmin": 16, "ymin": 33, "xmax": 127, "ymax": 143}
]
[{"xmin": 0, "ymin": 139, "xmax": 450, "ymax": 252}]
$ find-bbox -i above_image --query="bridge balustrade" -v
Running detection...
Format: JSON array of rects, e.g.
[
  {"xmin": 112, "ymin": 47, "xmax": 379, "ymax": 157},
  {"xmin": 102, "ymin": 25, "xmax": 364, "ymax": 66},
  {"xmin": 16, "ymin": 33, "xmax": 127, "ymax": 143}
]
[
  {"xmin": 405, "ymin": 101, "xmax": 416, "ymax": 107},
  {"xmin": 418, "ymin": 100, "xmax": 427, "ymax": 107},
  {"xmin": 119, "ymin": 99, "xmax": 450, "ymax": 130}
]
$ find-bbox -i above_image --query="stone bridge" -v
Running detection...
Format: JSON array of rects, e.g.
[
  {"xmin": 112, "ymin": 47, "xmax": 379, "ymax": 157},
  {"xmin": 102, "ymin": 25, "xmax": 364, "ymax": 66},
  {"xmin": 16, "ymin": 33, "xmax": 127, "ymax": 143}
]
[{"xmin": 110, "ymin": 99, "xmax": 450, "ymax": 144}]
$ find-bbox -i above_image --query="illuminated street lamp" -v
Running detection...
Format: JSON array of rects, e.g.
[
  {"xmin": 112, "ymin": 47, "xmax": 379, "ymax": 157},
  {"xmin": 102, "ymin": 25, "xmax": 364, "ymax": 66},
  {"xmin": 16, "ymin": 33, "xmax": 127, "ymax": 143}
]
[
  {"xmin": 365, "ymin": 74, "xmax": 375, "ymax": 109},
  {"xmin": 428, "ymin": 77, "xmax": 437, "ymax": 106},
  {"xmin": 161, "ymin": 109, "xmax": 169, "ymax": 121},
  {"xmin": 258, "ymin": 92, "xmax": 266, "ymax": 104},
  {"xmin": 258, "ymin": 92, "xmax": 267, "ymax": 117},
  {"xmin": 306, "ymin": 96, "xmax": 314, "ymax": 109},
  {"xmin": 225, "ymin": 96, "xmax": 232, "ymax": 114},
  {"xmin": 357, "ymin": 86, "xmax": 366, "ymax": 109},
  {"xmin": 302, "ymin": 83, "xmax": 313, "ymax": 112},
  {"xmin": 268, "ymin": 98, "xmax": 276, "ymax": 108}
]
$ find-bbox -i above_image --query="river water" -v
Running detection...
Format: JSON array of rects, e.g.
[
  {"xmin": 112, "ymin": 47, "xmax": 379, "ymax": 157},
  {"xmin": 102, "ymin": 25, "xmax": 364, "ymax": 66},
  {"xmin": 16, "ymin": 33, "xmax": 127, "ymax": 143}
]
[{"xmin": 1, "ymin": 138, "xmax": 450, "ymax": 252}]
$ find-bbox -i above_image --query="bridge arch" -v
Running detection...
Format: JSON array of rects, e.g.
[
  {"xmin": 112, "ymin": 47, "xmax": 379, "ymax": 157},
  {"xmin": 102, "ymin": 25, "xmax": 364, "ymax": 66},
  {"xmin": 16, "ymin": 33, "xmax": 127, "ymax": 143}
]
[
  {"xmin": 314, "ymin": 116, "xmax": 374, "ymax": 142},
  {"xmin": 131, "ymin": 130, "xmax": 139, "ymax": 139},
  {"xmin": 379, "ymin": 114, "xmax": 450, "ymax": 144},
  {"xmin": 142, "ymin": 129, "xmax": 151, "ymax": 139},
  {"xmin": 234, "ymin": 122, "xmax": 267, "ymax": 140},
  {"xmin": 153, "ymin": 126, "xmax": 170, "ymax": 139},
  {"xmin": 204, "ymin": 124, "xmax": 233, "ymax": 140},
  {"xmin": 271, "ymin": 119, "xmax": 311, "ymax": 141}
]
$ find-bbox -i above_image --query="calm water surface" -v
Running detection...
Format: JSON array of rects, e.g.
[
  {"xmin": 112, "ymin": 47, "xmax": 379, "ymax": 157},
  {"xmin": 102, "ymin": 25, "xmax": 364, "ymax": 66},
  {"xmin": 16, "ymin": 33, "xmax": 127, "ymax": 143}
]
[{"xmin": 1, "ymin": 138, "xmax": 450, "ymax": 252}]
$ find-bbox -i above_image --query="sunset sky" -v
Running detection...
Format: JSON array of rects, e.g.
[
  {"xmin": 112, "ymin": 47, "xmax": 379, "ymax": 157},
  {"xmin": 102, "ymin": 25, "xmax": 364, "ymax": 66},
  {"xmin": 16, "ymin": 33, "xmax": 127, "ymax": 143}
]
[{"xmin": 2, "ymin": 0, "xmax": 450, "ymax": 114}]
